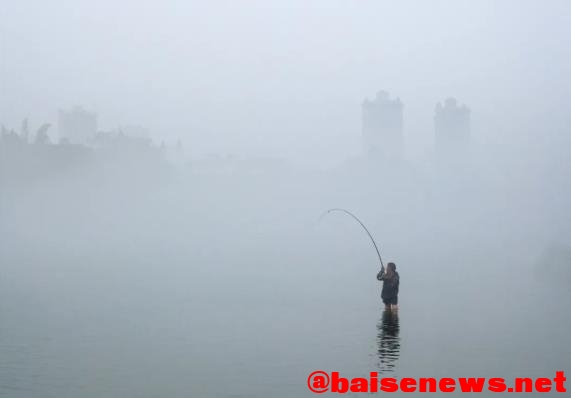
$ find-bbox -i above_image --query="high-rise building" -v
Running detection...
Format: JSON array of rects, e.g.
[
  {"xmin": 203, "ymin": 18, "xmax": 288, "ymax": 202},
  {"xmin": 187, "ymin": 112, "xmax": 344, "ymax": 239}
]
[
  {"xmin": 434, "ymin": 98, "xmax": 470, "ymax": 167},
  {"xmin": 58, "ymin": 106, "xmax": 97, "ymax": 145},
  {"xmin": 362, "ymin": 90, "xmax": 403, "ymax": 162}
]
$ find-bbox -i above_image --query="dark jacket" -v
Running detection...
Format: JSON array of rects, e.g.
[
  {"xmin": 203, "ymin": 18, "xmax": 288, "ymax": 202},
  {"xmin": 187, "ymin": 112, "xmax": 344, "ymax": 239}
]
[{"xmin": 377, "ymin": 270, "xmax": 400, "ymax": 300}]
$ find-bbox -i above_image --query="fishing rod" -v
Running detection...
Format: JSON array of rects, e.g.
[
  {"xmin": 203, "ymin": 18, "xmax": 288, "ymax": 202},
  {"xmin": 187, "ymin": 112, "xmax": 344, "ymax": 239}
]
[{"xmin": 320, "ymin": 208, "xmax": 385, "ymax": 273}]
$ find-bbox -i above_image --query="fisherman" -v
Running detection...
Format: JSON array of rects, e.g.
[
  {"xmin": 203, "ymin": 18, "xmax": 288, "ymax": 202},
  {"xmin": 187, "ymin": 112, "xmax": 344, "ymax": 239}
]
[{"xmin": 377, "ymin": 262, "xmax": 399, "ymax": 310}]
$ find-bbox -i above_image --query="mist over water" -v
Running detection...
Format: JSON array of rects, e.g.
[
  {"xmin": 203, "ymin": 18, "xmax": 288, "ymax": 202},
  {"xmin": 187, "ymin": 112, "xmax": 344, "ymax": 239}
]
[{"xmin": 2, "ymin": 1, "xmax": 571, "ymax": 397}]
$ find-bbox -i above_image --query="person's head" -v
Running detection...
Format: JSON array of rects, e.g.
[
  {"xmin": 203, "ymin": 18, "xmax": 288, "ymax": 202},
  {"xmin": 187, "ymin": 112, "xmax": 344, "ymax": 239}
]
[{"xmin": 387, "ymin": 262, "xmax": 396, "ymax": 274}]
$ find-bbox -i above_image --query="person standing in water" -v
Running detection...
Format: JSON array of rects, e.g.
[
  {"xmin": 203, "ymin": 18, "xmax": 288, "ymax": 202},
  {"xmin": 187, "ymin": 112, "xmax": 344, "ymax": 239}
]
[{"xmin": 377, "ymin": 262, "xmax": 400, "ymax": 310}]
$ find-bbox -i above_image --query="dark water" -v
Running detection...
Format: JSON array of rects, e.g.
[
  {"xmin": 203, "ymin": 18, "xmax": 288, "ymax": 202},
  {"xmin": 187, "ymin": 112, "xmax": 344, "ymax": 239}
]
[{"xmin": 1, "ymin": 243, "xmax": 569, "ymax": 398}]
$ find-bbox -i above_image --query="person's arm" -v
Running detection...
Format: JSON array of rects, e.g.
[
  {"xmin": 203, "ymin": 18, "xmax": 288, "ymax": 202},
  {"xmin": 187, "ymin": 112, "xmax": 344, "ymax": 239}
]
[{"xmin": 377, "ymin": 269, "xmax": 385, "ymax": 281}]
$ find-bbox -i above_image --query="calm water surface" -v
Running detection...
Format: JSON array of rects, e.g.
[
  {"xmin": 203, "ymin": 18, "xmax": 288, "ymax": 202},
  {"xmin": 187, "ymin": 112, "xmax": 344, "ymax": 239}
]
[{"xmin": 1, "ymin": 248, "xmax": 569, "ymax": 397}]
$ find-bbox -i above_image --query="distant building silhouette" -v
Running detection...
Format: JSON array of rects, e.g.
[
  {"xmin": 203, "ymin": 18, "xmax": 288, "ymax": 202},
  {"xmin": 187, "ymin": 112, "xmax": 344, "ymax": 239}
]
[
  {"xmin": 362, "ymin": 90, "xmax": 404, "ymax": 162},
  {"xmin": 58, "ymin": 106, "xmax": 98, "ymax": 145},
  {"xmin": 434, "ymin": 98, "xmax": 470, "ymax": 169},
  {"xmin": 1, "ymin": 118, "xmax": 169, "ymax": 185}
]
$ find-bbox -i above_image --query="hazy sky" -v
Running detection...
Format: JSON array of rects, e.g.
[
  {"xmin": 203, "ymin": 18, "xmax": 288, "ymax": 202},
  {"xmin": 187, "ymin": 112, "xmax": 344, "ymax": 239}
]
[{"xmin": 2, "ymin": 0, "xmax": 570, "ymax": 166}]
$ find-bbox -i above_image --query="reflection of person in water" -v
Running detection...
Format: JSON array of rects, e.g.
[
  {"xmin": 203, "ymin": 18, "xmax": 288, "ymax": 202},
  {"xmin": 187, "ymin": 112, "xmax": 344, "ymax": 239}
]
[{"xmin": 376, "ymin": 309, "xmax": 400, "ymax": 373}]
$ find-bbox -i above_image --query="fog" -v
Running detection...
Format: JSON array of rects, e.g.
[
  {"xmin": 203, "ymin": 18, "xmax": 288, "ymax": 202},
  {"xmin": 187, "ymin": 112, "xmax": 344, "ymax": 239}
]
[{"xmin": 1, "ymin": 1, "xmax": 570, "ymax": 397}]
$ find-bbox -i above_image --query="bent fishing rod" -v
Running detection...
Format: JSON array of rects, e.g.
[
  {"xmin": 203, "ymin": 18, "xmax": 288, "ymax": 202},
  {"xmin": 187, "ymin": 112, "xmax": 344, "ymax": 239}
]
[{"xmin": 320, "ymin": 208, "xmax": 385, "ymax": 273}]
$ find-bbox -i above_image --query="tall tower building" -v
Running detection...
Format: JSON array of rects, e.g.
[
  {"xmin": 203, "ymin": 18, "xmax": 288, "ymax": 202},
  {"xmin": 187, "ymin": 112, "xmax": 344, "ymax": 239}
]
[
  {"xmin": 434, "ymin": 98, "xmax": 470, "ymax": 168},
  {"xmin": 362, "ymin": 90, "xmax": 403, "ymax": 162}
]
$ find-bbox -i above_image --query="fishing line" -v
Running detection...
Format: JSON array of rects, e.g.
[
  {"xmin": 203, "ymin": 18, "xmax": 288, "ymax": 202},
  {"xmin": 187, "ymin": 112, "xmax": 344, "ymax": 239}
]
[{"xmin": 319, "ymin": 208, "xmax": 384, "ymax": 273}]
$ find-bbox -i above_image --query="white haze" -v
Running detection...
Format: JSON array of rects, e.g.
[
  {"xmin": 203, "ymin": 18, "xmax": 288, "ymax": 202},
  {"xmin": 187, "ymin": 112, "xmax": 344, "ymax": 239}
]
[
  {"xmin": 1, "ymin": 1, "xmax": 570, "ymax": 397},
  {"xmin": 2, "ymin": 0, "xmax": 570, "ymax": 166}
]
